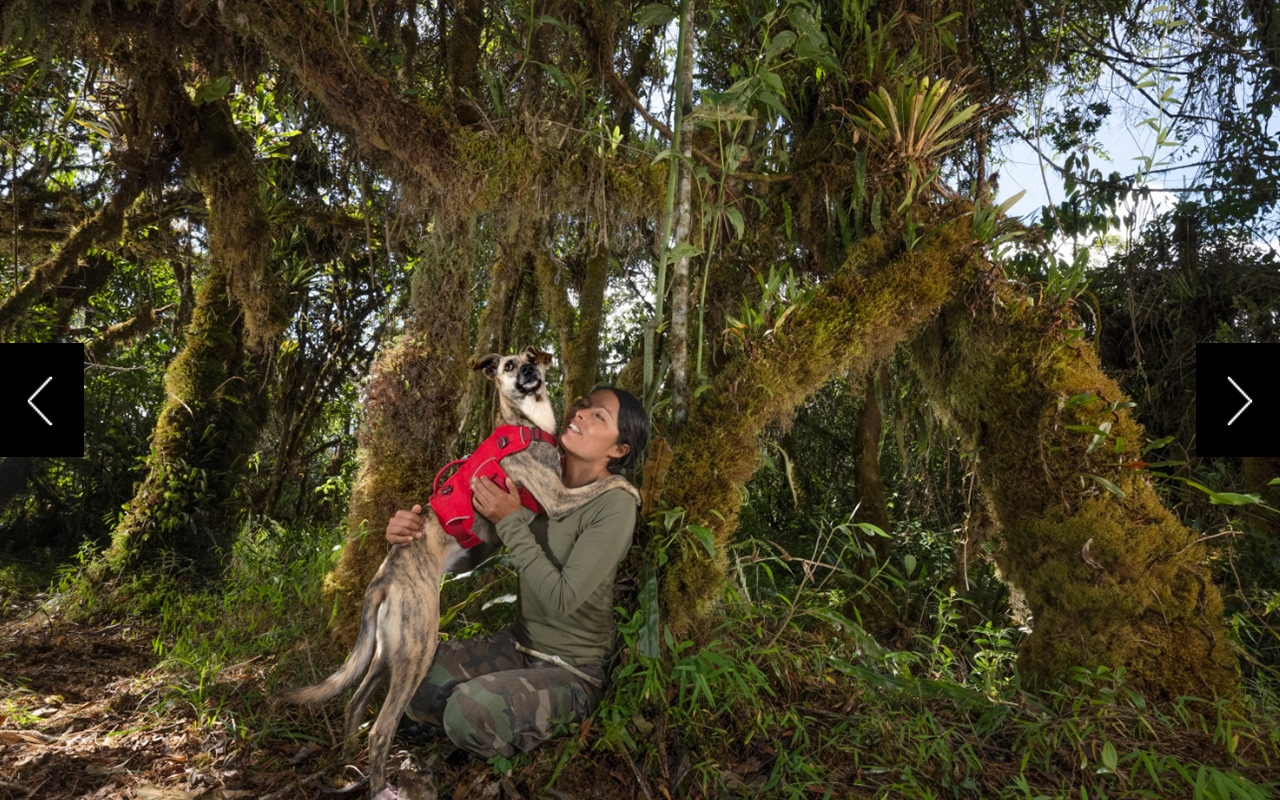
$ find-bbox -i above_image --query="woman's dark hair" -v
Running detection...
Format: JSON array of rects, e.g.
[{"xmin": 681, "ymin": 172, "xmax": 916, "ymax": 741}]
[{"xmin": 595, "ymin": 385, "xmax": 649, "ymax": 475}]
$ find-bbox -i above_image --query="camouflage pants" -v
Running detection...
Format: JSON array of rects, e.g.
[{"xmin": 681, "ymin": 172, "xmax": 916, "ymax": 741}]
[{"xmin": 404, "ymin": 628, "xmax": 607, "ymax": 759}]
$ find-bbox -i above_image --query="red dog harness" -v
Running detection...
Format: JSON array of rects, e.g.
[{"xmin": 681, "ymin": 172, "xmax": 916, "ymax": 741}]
[{"xmin": 428, "ymin": 425, "xmax": 559, "ymax": 549}]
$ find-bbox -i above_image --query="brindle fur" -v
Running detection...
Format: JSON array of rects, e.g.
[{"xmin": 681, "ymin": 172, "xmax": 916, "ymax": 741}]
[{"xmin": 272, "ymin": 347, "xmax": 639, "ymax": 798}]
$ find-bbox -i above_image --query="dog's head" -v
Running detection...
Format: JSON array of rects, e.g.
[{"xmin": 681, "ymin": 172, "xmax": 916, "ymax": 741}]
[{"xmin": 473, "ymin": 347, "xmax": 557, "ymax": 434}]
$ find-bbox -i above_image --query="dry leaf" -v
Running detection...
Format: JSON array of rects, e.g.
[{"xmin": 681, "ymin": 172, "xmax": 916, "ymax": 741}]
[
  {"xmin": 0, "ymin": 729, "xmax": 58, "ymax": 744},
  {"xmin": 639, "ymin": 437, "xmax": 674, "ymax": 518},
  {"xmin": 135, "ymin": 788, "xmax": 254, "ymax": 800}
]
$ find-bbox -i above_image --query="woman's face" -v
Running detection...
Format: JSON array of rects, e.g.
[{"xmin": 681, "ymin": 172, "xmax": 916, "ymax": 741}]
[{"xmin": 562, "ymin": 389, "xmax": 628, "ymax": 465}]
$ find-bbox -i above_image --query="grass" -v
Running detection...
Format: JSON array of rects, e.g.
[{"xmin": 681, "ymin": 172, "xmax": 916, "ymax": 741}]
[{"xmin": 5, "ymin": 508, "xmax": 1277, "ymax": 799}]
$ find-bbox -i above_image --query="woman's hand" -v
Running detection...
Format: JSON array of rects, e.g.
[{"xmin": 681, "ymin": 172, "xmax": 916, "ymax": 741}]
[
  {"xmin": 472, "ymin": 475, "xmax": 523, "ymax": 524},
  {"xmin": 386, "ymin": 504, "xmax": 426, "ymax": 545}
]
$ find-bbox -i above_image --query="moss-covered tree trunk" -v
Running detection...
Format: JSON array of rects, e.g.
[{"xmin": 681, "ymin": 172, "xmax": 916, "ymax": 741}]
[
  {"xmin": 103, "ymin": 102, "xmax": 279, "ymax": 577},
  {"xmin": 322, "ymin": 229, "xmax": 477, "ymax": 645},
  {"xmin": 457, "ymin": 229, "xmax": 533, "ymax": 435},
  {"xmin": 852, "ymin": 362, "xmax": 892, "ymax": 554},
  {"xmin": 908, "ymin": 276, "xmax": 1238, "ymax": 699},
  {"xmin": 658, "ymin": 213, "xmax": 982, "ymax": 636},
  {"xmin": 847, "ymin": 361, "xmax": 899, "ymax": 637},
  {"xmin": 535, "ymin": 241, "xmax": 610, "ymax": 403}
]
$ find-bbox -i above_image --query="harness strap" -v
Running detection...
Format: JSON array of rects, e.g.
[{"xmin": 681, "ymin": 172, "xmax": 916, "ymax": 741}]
[{"xmin": 432, "ymin": 457, "xmax": 469, "ymax": 496}]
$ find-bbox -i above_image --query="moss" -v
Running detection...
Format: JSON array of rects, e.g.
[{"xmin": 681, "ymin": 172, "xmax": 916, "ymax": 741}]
[
  {"xmin": 321, "ymin": 230, "xmax": 478, "ymax": 646},
  {"xmin": 659, "ymin": 208, "xmax": 983, "ymax": 637},
  {"xmin": 192, "ymin": 101, "xmax": 286, "ymax": 353},
  {"xmin": 98, "ymin": 98, "xmax": 277, "ymax": 578},
  {"xmin": 909, "ymin": 276, "xmax": 1238, "ymax": 699},
  {"xmin": 101, "ymin": 264, "xmax": 267, "ymax": 577}
]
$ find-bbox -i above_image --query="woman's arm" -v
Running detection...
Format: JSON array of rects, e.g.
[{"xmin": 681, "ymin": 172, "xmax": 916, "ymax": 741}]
[{"xmin": 495, "ymin": 489, "xmax": 636, "ymax": 616}]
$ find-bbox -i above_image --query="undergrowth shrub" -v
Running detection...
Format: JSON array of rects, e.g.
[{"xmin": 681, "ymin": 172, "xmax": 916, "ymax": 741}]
[{"xmin": 571, "ymin": 510, "xmax": 1280, "ymax": 799}]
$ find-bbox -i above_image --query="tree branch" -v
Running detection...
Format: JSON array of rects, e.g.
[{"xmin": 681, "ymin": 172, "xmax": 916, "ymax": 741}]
[
  {"xmin": 0, "ymin": 155, "xmax": 150, "ymax": 335},
  {"xmin": 223, "ymin": 0, "xmax": 459, "ymax": 191}
]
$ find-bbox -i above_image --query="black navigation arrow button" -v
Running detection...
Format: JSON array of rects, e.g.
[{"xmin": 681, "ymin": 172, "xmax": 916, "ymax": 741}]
[
  {"xmin": 27, "ymin": 376, "xmax": 53, "ymax": 426},
  {"xmin": 3, "ymin": 344, "xmax": 84, "ymax": 457},
  {"xmin": 1196, "ymin": 344, "xmax": 1280, "ymax": 457}
]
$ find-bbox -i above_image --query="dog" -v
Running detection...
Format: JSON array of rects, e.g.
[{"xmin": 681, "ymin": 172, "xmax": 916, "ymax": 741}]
[{"xmin": 272, "ymin": 347, "xmax": 640, "ymax": 798}]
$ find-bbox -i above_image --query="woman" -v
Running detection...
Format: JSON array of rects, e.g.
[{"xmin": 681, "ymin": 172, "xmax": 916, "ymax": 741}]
[{"xmin": 384, "ymin": 386, "xmax": 649, "ymax": 760}]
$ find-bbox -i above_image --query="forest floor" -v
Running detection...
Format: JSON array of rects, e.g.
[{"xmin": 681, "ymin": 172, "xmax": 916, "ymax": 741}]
[
  {"xmin": 3, "ymin": 555, "xmax": 1279, "ymax": 800},
  {"xmin": 0, "ymin": 602, "xmax": 441, "ymax": 799},
  {"xmin": 0, "ymin": 598, "xmax": 650, "ymax": 800}
]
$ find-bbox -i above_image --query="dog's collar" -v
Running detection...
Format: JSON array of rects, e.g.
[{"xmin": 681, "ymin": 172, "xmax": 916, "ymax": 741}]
[{"xmin": 492, "ymin": 424, "xmax": 557, "ymax": 450}]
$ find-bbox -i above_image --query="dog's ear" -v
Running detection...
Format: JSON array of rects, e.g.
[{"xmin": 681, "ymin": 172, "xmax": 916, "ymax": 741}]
[
  {"xmin": 473, "ymin": 353, "xmax": 500, "ymax": 378},
  {"xmin": 528, "ymin": 348, "xmax": 554, "ymax": 368}
]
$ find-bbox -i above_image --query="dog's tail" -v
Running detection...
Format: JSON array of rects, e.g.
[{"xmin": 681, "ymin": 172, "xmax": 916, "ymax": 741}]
[{"xmin": 271, "ymin": 586, "xmax": 383, "ymax": 706}]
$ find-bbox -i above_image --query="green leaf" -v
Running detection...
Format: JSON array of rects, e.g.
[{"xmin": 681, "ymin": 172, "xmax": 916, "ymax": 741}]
[
  {"xmin": 1, "ymin": 56, "xmax": 36, "ymax": 73},
  {"xmin": 854, "ymin": 521, "xmax": 889, "ymax": 538},
  {"xmin": 1102, "ymin": 742, "xmax": 1118, "ymax": 771},
  {"xmin": 668, "ymin": 241, "xmax": 702, "ymax": 261},
  {"xmin": 687, "ymin": 524, "xmax": 716, "ymax": 558},
  {"xmin": 754, "ymin": 89, "xmax": 790, "ymax": 123},
  {"xmin": 806, "ymin": 606, "xmax": 888, "ymax": 658},
  {"xmin": 723, "ymin": 206, "xmax": 745, "ymax": 239},
  {"xmin": 1065, "ymin": 424, "xmax": 1109, "ymax": 437},
  {"xmin": 541, "ymin": 63, "xmax": 570, "ymax": 89},
  {"xmin": 637, "ymin": 557, "xmax": 660, "ymax": 661},
  {"xmin": 636, "ymin": 3, "xmax": 675, "ymax": 27},
  {"xmin": 1206, "ymin": 492, "xmax": 1261, "ymax": 506},
  {"xmin": 939, "ymin": 27, "xmax": 957, "ymax": 53},
  {"xmin": 996, "ymin": 189, "xmax": 1027, "ymax": 217},
  {"xmin": 533, "ymin": 14, "xmax": 572, "ymax": 32},
  {"xmin": 758, "ymin": 69, "xmax": 784, "ymax": 95},
  {"xmin": 193, "ymin": 75, "xmax": 232, "ymax": 105},
  {"xmin": 663, "ymin": 506, "xmax": 684, "ymax": 531},
  {"xmin": 903, "ymin": 553, "xmax": 917, "ymax": 578},
  {"xmin": 786, "ymin": 7, "xmax": 822, "ymax": 42},
  {"xmin": 1083, "ymin": 474, "xmax": 1127, "ymax": 498},
  {"xmin": 1088, "ymin": 421, "xmax": 1113, "ymax": 454},
  {"xmin": 651, "ymin": 147, "xmax": 679, "ymax": 165},
  {"xmin": 1143, "ymin": 435, "xmax": 1174, "ymax": 453},
  {"xmin": 762, "ymin": 30, "xmax": 796, "ymax": 62}
]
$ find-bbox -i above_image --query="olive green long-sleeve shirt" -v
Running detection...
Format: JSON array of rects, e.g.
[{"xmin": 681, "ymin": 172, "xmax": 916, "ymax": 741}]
[{"xmin": 494, "ymin": 487, "xmax": 637, "ymax": 667}]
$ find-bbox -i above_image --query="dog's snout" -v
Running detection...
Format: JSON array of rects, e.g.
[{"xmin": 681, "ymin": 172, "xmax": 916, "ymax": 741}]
[{"xmin": 516, "ymin": 362, "xmax": 543, "ymax": 392}]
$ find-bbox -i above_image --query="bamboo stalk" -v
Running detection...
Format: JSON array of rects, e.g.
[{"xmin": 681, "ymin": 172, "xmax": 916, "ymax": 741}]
[{"xmin": 643, "ymin": 0, "xmax": 692, "ymax": 413}]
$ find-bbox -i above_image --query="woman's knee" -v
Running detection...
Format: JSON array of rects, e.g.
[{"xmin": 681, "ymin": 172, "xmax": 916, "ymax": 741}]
[
  {"xmin": 405, "ymin": 661, "xmax": 456, "ymax": 723},
  {"xmin": 404, "ymin": 630, "xmax": 522, "ymax": 723},
  {"xmin": 441, "ymin": 668, "xmax": 600, "ymax": 759},
  {"xmin": 442, "ymin": 681, "xmax": 514, "ymax": 758}
]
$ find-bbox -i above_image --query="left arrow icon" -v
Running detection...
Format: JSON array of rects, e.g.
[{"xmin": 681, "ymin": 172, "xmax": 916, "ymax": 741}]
[{"xmin": 28, "ymin": 376, "xmax": 53, "ymax": 426}]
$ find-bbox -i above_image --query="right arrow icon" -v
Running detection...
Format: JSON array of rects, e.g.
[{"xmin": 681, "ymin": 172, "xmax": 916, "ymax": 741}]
[{"xmin": 1227, "ymin": 376, "xmax": 1252, "ymax": 426}]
